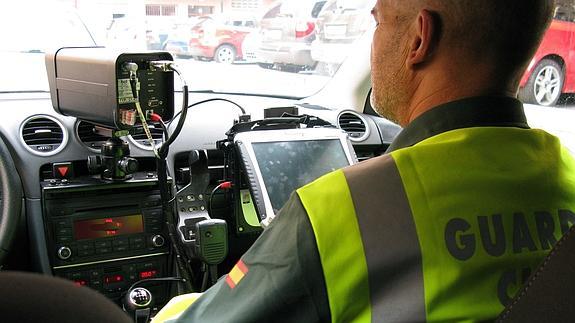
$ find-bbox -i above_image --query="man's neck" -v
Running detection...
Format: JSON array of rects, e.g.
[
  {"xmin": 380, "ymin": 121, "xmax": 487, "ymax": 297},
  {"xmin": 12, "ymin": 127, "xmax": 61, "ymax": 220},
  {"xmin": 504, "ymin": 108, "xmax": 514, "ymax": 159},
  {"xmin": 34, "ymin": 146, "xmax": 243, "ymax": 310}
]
[{"xmin": 402, "ymin": 63, "xmax": 517, "ymax": 126}]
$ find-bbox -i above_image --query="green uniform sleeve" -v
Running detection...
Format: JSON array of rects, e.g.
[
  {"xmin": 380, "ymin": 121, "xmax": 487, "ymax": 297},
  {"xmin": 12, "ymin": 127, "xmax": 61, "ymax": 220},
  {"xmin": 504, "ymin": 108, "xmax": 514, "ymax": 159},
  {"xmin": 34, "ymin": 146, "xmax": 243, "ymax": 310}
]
[{"xmin": 175, "ymin": 193, "xmax": 330, "ymax": 323}]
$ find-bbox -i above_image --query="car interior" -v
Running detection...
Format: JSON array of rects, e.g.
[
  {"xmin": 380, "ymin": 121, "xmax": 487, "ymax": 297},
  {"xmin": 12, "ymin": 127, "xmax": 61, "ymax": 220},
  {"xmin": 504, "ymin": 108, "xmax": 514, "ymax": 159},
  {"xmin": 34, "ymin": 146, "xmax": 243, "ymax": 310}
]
[{"xmin": 0, "ymin": 1, "xmax": 574, "ymax": 322}]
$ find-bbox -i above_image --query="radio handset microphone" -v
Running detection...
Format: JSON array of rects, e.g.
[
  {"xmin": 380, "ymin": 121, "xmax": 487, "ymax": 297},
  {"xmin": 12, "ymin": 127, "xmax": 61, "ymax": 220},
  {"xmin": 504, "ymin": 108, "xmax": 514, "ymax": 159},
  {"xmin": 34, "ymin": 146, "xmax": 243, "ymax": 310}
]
[{"xmin": 194, "ymin": 219, "xmax": 228, "ymax": 291}]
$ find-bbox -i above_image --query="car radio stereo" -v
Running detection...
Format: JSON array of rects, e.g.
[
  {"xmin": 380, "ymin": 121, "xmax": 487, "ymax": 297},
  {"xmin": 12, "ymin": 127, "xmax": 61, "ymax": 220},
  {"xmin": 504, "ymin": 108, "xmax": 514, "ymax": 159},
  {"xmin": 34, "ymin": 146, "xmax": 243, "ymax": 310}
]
[{"xmin": 42, "ymin": 173, "xmax": 171, "ymax": 305}]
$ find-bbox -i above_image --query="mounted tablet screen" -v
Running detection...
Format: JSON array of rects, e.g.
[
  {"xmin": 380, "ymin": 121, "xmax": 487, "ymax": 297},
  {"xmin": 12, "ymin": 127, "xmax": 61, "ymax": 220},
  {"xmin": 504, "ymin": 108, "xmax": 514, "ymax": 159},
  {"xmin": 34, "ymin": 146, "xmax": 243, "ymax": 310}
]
[
  {"xmin": 252, "ymin": 139, "xmax": 349, "ymax": 212},
  {"xmin": 235, "ymin": 128, "xmax": 357, "ymax": 227}
]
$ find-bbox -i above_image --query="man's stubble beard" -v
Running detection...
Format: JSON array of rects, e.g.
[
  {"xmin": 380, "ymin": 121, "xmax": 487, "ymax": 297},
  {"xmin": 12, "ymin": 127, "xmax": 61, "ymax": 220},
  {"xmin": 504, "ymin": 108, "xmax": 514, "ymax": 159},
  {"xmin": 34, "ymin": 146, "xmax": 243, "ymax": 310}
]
[
  {"xmin": 370, "ymin": 32, "xmax": 411, "ymax": 126},
  {"xmin": 370, "ymin": 69, "xmax": 408, "ymax": 125}
]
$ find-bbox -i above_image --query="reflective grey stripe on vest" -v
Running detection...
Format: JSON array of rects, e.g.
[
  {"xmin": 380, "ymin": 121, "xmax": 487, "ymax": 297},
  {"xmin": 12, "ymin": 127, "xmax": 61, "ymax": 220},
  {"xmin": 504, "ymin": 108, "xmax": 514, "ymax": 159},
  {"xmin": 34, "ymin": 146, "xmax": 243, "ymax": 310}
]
[{"xmin": 343, "ymin": 154, "xmax": 426, "ymax": 322}]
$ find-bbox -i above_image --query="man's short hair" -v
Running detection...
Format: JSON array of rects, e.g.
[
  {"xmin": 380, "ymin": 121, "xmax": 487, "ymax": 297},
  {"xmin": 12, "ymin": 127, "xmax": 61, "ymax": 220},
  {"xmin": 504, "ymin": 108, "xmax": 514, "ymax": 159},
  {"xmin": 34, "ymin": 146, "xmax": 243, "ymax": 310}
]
[{"xmin": 433, "ymin": 0, "xmax": 555, "ymax": 72}]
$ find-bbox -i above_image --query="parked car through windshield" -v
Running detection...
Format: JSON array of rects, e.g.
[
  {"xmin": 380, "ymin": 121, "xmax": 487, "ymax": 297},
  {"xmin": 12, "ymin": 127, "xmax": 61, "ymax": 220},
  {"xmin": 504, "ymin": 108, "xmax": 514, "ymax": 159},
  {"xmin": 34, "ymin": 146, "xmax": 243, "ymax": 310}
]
[
  {"xmin": 256, "ymin": 1, "xmax": 327, "ymax": 72},
  {"xmin": 187, "ymin": 14, "xmax": 258, "ymax": 63},
  {"xmin": 0, "ymin": 1, "xmax": 574, "ymax": 321},
  {"xmin": 519, "ymin": 2, "xmax": 575, "ymax": 106},
  {"xmin": 311, "ymin": 0, "xmax": 374, "ymax": 76}
]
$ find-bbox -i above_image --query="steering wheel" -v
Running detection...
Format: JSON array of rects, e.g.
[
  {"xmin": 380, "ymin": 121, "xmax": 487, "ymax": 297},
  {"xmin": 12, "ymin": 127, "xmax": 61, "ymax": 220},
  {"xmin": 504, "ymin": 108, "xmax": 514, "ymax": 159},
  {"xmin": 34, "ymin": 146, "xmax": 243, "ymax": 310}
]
[{"xmin": 0, "ymin": 136, "xmax": 22, "ymax": 265}]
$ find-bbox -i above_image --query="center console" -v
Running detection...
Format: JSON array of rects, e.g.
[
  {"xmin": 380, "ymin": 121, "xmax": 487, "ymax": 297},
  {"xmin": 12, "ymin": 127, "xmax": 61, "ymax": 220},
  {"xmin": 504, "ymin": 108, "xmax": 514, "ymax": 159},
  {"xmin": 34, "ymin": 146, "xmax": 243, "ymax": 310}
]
[{"xmin": 42, "ymin": 173, "xmax": 171, "ymax": 305}]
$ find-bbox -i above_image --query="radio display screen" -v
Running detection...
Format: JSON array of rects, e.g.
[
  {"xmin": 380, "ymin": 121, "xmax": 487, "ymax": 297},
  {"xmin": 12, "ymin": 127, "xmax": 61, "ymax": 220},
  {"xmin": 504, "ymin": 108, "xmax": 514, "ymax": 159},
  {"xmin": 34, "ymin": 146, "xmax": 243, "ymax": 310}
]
[{"xmin": 74, "ymin": 214, "xmax": 144, "ymax": 240}]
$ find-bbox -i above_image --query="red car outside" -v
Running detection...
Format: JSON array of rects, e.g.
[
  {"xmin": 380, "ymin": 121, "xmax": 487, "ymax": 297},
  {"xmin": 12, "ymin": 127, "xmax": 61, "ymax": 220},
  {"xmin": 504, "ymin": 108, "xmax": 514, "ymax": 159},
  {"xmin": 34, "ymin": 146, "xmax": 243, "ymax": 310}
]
[
  {"xmin": 188, "ymin": 15, "xmax": 258, "ymax": 64},
  {"xmin": 519, "ymin": 4, "xmax": 575, "ymax": 106}
]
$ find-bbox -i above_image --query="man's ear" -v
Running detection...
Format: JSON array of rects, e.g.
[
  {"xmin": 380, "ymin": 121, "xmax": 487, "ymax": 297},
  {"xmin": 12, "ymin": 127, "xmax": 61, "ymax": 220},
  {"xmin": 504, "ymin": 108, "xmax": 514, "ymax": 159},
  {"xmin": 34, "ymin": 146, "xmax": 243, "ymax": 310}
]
[{"xmin": 407, "ymin": 9, "xmax": 439, "ymax": 68}]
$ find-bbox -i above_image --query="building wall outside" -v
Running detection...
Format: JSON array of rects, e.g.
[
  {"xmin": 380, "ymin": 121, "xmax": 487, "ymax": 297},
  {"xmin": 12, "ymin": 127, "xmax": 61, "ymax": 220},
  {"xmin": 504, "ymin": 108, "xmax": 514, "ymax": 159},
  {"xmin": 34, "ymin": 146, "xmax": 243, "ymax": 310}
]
[{"xmin": 52, "ymin": 0, "xmax": 277, "ymax": 49}]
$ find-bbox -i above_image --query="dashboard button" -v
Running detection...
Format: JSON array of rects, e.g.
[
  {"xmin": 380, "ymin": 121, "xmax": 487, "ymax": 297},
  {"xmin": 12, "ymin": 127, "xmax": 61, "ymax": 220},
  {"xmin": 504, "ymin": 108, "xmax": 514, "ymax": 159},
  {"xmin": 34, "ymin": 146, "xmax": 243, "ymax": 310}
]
[
  {"xmin": 143, "ymin": 200, "xmax": 161, "ymax": 207},
  {"xmin": 151, "ymin": 235, "xmax": 165, "ymax": 248},
  {"xmin": 125, "ymin": 265, "xmax": 137, "ymax": 273},
  {"xmin": 90, "ymin": 280, "xmax": 102, "ymax": 290},
  {"xmin": 55, "ymin": 220, "xmax": 70, "ymax": 227},
  {"xmin": 130, "ymin": 237, "xmax": 145, "ymax": 249},
  {"xmin": 113, "ymin": 239, "xmax": 129, "ymax": 247},
  {"xmin": 113, "ymin": 246, "xmax": 128, "ymax": 252},
  {"xmin": 147, "ymin": 218, "xmax": 161, "ymax": 225},
  {"xmin": 56, "ymin": 236, "xmax": 73, "ymax": 243},
  {"xmin": 141, "ymin": 262, "xmax": 155, "ymax": 269},
  {"xmin": 57, "ymin": 246, "xmax": 72, "ymax": 260},
  {"xmin": 96, "ymin": 247, "xmax": 111, "ymax": 254},
  {"xmin": 78, "ymin": 249, "xmax": 94, "ymax": 257},
  {"xmin": 55, "ymin": 227, "xmax": 72, "ymax": 236},
  {"xmin": 95, "ymin": 241, "xmax": 112, "ymax": 248},
  {"xmin": 130, "ymin": 237, "xmax": 144, "ymax": 244},
  {"xmin": 132, "ymin": 242, "xmax": 145, "ymax": 250},
  {"xmin": 148, "ymin": 209, "xmax": 162, "ymax": 216},
  {"xmin": 78, "ymin": 243, "xmax": 94, "ymax": 251},
  {"xmin": 149, "ymin": 225, "xmax": 162, "ymax": 233},
  {"xmin": 89, "ymin": 270, "xmax": 101, "ymax": 278}
]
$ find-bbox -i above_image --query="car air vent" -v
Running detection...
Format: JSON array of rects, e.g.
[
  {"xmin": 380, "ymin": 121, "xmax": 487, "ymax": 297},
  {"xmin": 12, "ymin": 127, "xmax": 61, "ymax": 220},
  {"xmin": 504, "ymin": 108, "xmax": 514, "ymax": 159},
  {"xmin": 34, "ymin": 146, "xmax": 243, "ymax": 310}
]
[
  {"xmin": 337, "ymin": 111, "xmax": 369, "ymax": 142},
  {"xmin": 129, "ymin": 122, "xmax": 164, "ymax": 149},
  {"xmin": 20, "ymin": 116, "xmax": 67, "ymax": 156},
  {"xmin": 76, "ymin": 121, "xmax": 112, "ymax": 150}
]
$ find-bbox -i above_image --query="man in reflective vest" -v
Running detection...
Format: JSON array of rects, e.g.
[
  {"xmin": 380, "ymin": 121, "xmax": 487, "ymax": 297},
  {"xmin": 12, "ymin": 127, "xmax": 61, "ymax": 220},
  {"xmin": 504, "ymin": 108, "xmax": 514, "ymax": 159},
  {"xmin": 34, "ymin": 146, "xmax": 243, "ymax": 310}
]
[{"xmin": 156, "ymin": 0, "xmax": 575, "ymax": 321}]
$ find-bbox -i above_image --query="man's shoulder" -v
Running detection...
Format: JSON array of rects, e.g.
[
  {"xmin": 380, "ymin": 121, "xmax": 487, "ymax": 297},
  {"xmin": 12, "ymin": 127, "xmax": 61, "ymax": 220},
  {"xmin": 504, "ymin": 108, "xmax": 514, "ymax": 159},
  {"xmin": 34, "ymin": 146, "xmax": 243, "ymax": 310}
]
[
  {"xmin": 344, "ymin": 153, "xmax": 398, "ymax": 181},
  {"xmin": 297, "ymin": 153, "xmax": 401, "ymax": 199}
]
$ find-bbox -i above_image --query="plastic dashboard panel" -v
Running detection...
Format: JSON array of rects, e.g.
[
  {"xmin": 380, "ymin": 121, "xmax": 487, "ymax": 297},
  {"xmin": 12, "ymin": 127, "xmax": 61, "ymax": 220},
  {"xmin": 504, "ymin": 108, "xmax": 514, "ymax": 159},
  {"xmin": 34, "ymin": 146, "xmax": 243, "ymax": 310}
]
[
  {"xmin": 0, "ymin": 91, "xmax": 399, "ymax": 273},
  {"xmin": 0, "ymin": 92, "xmax": 399, "ymax": 196}
]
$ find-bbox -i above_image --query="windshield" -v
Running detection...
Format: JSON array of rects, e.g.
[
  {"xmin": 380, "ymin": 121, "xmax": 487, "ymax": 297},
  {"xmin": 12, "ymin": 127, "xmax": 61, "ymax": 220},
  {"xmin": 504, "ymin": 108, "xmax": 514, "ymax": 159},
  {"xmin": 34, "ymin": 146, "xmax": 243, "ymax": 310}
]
[
  {"xmin": 1, "ymin": 2, "xmax": 575, "ymax": 114},
  {"xmin": 0, "ymin": 0, "xmax": 375, "ymax": 98}
]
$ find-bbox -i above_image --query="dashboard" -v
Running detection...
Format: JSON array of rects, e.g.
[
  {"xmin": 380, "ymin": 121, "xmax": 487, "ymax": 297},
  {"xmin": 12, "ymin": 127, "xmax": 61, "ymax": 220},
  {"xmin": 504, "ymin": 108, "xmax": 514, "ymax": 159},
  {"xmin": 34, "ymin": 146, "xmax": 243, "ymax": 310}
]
[{"xmin": 0, "ymin": 90, "xmax": 400, "ymax": 309}]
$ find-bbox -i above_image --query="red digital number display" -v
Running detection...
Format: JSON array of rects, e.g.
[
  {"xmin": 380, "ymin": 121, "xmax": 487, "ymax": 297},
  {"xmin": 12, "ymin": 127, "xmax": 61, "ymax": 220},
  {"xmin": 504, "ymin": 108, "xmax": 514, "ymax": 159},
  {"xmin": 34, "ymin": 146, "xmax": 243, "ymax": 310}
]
[
  {"xmin": 74, "ymin": 279, "xmax": 87, "ymax": 286},
  {"xmin": 73, "ymin": 214, "xmax": 144, "ymax": 240},
  {"xmin": 139, "ymin": 270, "xmax": 158, "ymax": 279},
  {"xmin": 104, "ymin": 275, "xmax": 124, "ymax": 284}
]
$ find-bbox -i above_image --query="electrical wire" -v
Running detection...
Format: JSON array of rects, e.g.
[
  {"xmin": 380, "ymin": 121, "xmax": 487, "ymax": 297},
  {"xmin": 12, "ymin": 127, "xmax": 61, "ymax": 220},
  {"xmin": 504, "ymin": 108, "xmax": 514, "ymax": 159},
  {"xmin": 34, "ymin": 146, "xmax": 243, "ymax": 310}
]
[
  {"xmin": 148, "ymin": 62, "xmax": 196, "ymax": 292},
  {"xmin": 169, "ymin": 98, "xmax": 247, "ymax": 124},
  {"xmin": 127, "ymin": 277, "xmax": 187, "ymax": 293},
  {"xmin": 135, "ymin": 101, "xmax": 161, "ymax": 158},
  {"xmin": 200, "ymin": 265, "xmax": 209, "ymax": 292},
  {"xmin": 209, "ymin": 265, "xmax": 218, "ymax": 286},
  {"xmin": 150, "ymin": 113, "xmax": 169, "ymax": 140},
  {"xmin": 208, "ymin": 181, "xmax": 232, "ymax": 217},
  {"xmin": 127, "ymin": 71, "xmax": 160, "ymax": 158},
  {"xmin": 150, "ymin": 63, "xmax": 243, "ymax": 293}
]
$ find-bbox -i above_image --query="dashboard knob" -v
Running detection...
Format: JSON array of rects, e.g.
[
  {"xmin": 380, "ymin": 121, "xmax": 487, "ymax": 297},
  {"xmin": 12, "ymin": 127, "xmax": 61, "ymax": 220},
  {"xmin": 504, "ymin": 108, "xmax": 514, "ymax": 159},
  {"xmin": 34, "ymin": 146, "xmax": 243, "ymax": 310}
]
[
  {"xmin": 87, "ymin": 155, "xmax": 103, "ymax": 174},
  {"xmin": 118, "ymin": 157, "xmax": 139, "ymax": 174},
  {"xmin": 57, "ymin": 246, "xmax": 72, "ymax": 260},
  {"xmin": 151, "ymin": 235, "xmax": 165, "ymax": 248}
]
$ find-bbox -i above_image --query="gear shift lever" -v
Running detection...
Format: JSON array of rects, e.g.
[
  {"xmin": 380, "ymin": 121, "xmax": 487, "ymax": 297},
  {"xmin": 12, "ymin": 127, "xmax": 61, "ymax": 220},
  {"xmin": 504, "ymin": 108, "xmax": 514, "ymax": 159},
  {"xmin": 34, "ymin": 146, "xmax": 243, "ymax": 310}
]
[
  {"xmin": 122, "ymin": 277, "xmax": 188, "ymax": 323},
  {"xmin": 123, "ymin": 287, "xmax": 154, "ymax": 323}
]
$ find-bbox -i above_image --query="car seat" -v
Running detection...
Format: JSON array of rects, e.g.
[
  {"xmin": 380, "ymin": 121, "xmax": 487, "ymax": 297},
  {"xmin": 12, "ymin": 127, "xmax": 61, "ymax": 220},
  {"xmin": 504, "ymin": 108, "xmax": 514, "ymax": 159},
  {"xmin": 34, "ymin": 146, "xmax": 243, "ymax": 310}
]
[
  {"xmin": 0, "ymin": 271, "xmax": 132, "ymax": 323},
  {"xmin": 497, "ymin": 225, "xmax": 575, "ymax": 322}
]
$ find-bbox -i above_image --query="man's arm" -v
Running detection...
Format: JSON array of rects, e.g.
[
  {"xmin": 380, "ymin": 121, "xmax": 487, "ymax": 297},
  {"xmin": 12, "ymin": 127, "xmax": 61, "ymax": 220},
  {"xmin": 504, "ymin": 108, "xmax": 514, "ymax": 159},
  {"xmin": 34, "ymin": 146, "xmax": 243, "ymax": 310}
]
[{"xmin": 173, "ymin": 193, "xmax": 330, "ymax": 323}]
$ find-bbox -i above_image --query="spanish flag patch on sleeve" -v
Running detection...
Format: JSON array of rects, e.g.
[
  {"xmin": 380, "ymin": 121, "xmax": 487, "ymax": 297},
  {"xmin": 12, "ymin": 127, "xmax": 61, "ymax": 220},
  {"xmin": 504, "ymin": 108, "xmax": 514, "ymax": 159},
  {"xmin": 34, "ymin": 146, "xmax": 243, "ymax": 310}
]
[{"xmin": 226, "ymin": 259, "xmax": 248, "ymax": 289}]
